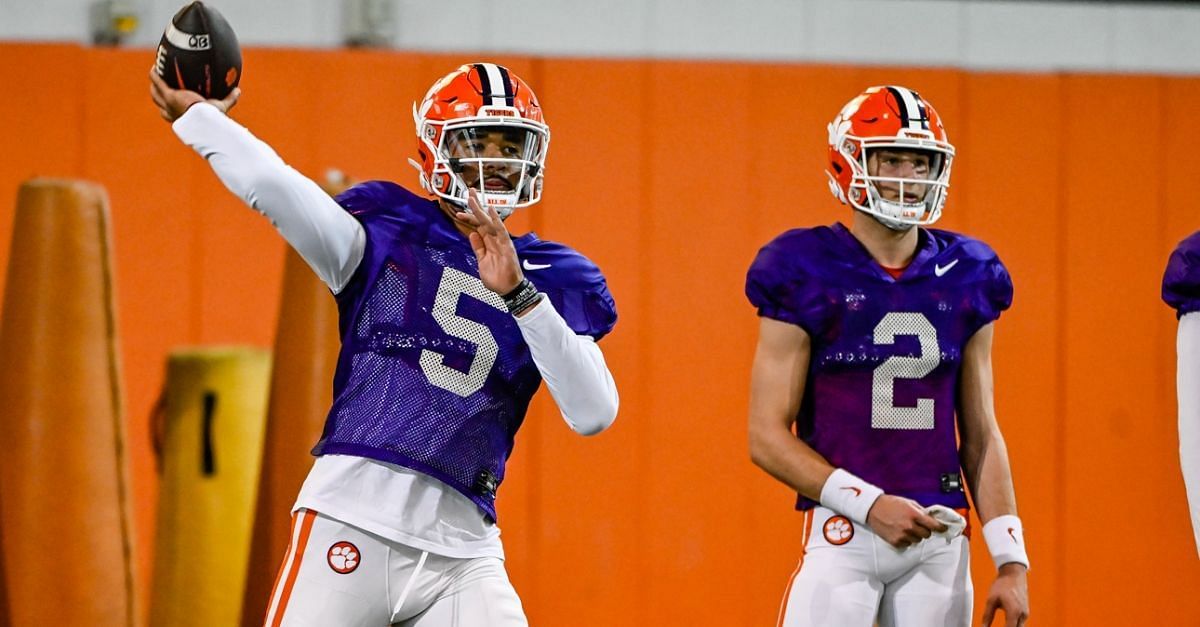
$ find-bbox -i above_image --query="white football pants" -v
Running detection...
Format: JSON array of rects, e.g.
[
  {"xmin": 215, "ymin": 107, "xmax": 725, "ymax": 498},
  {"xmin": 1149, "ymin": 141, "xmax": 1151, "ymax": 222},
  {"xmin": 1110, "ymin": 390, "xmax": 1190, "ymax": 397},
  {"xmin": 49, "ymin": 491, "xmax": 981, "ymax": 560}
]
[
  {"xmin": 778, "ymin": 507, "xmax": 973, "ymax": 627},
  {"xmin": 263, "ymin": 509, "xmax": 528, "ymax": 626}
]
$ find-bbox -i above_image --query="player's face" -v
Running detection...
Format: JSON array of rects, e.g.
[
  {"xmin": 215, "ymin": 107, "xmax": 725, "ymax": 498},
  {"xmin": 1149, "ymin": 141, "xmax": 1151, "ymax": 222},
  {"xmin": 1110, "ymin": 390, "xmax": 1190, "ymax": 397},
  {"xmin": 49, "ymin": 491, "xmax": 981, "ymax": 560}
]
[
  {"xmin": 444, "ymin": 126, "xmax": 529, "ymax": 193},
  {"xmin": 867, "ymin": 149, "xmax": 933, "ymax": 203}
]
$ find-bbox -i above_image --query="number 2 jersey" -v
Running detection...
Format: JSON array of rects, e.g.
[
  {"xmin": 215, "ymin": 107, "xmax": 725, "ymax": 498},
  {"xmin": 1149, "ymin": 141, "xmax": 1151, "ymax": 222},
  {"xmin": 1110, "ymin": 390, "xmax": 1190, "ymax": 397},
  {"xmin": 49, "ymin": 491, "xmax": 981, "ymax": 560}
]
[
  {"xmin": 746, "ymin": 223, "xmax": 1013, "ymax": 511},
  {"xmin": 314, "ymin": 181, "xmax": 617, "ymax": 521}
]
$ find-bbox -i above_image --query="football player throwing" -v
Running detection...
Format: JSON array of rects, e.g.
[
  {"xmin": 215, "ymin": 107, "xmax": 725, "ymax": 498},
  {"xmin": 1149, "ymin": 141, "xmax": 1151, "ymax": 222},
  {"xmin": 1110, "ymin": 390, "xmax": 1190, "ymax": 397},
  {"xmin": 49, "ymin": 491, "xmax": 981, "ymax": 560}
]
[{"xmin": 151, "ymin": 63, "xmax": 618, "ymax": 626}]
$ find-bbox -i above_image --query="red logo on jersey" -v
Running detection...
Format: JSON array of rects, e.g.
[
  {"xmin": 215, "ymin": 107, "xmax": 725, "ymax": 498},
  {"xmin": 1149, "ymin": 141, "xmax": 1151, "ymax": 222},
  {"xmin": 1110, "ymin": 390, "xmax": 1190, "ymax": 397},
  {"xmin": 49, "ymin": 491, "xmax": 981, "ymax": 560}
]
[
  {"xmin": 327, "ymin": 541, "xmax": 360, "ymax": 574},
  {"xmin": 823, "ymin": 516, "xmax": 854, "ymax": 546},
  {"xmin": 840, "ymin": 486, "xmax": 862, "ymax": 497}
]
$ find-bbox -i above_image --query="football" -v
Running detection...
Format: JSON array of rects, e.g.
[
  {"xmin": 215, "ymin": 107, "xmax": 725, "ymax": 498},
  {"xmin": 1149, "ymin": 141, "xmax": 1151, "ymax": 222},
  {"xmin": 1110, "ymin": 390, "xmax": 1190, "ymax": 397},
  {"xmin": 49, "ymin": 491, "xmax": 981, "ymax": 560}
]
[{"xmin": 154, "ymin": 1, "xmax": 241, "ymax": 99}]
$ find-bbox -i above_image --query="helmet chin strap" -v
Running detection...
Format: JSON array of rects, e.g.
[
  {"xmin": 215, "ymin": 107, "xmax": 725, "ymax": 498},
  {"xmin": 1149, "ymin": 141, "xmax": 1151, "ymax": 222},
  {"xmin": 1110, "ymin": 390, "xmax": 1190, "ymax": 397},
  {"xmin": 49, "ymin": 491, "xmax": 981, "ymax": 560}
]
[
  {"xmin": 856, "ymin": 207, "xmax": 913, "ymax": 232},
  {"xmin": 873, "ymin": 212, "xmax": 914, "ymax": 232},
  {"xmin": 864, "ymin": 184, "xmax": 925, "ymax": 231},
  {"xmin": 447, "ymin": 170, "xmax": 517, "ymax": 219}
]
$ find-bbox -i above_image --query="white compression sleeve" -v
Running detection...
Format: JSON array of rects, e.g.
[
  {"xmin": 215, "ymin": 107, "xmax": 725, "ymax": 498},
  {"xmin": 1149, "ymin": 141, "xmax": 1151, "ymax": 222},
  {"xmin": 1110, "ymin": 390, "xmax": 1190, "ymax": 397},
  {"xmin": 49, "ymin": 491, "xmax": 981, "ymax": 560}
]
[
  {"xmin": 515, "ymin": 297, "xmax": 618, "ymax": 436},
  {"xmin": 171, "ymin": 103, "xmax": 365, "ymax": 293},
  {"xmin": 1178, "ymin": 311, "xmax": 1200, "ymax": 557}
]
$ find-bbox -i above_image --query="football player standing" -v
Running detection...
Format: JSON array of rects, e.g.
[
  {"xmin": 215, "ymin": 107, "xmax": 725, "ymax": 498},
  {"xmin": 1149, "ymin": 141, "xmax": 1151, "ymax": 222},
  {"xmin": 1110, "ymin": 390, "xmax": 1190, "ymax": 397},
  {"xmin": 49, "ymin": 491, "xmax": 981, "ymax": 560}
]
[
  {"xmin": 1163, "ymin": 231, "xmax": 1200, "ymax": 558},
  {"xmin": 745, "ymin": 86, "xmax": 1030, "ymax": 627},
  {"xmin": 150, "ymin": 63, "xmax": 618, "ymax": 626}
]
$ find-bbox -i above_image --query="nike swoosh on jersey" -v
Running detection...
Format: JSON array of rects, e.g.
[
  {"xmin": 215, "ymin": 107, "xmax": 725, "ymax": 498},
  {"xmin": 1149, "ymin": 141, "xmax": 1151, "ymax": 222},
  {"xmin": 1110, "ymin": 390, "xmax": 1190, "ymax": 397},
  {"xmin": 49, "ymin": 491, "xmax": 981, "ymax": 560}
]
[
  {"xmin": 522, "ymin": 259, "xmax": 552, "ymax": 270},
  {"xmin": 934, "ymin": 259, "xmax": 960, "ymax": 277}
]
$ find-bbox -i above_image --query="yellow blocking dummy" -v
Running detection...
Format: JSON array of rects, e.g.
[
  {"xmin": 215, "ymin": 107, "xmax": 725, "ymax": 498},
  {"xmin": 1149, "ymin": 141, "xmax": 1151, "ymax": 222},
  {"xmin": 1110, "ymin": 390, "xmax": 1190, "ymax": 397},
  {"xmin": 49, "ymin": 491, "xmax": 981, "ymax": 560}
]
[
  {"xmin": 0, "ymin": 179, "xmax": 136, "ymax": 626},
  {"xmin": 150, "ymin": 347, "xmax": 271, "ymax": 627}
]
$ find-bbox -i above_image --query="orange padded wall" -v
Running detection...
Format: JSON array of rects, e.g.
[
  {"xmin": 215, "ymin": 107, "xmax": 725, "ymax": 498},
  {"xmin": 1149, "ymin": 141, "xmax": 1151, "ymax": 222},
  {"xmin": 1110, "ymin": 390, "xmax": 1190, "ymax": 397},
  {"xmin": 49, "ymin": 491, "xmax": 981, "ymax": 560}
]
[
  {"xmin": 2, "ymin": 43, "xmax": 1198, "ymax": 625},
  {"xmin": 0, "ymin": 179, "xmax": 137, "ymax": 625}
]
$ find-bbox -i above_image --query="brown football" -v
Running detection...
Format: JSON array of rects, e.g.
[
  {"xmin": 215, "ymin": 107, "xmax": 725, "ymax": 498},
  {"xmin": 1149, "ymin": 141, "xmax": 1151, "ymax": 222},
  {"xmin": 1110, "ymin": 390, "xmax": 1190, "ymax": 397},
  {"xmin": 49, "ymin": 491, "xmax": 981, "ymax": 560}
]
[{"xmin": 154, "ymin": 1, "xmax": 242, "ymax": 99}]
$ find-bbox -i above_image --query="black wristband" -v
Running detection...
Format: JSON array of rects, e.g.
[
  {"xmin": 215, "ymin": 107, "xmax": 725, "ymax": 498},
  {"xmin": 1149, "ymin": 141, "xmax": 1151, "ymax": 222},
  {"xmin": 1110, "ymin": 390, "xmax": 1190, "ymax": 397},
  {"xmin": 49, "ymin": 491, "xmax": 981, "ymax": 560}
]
[{"xmin": 502, "ymin": 279, "xmax": 541, "ymax": 315}]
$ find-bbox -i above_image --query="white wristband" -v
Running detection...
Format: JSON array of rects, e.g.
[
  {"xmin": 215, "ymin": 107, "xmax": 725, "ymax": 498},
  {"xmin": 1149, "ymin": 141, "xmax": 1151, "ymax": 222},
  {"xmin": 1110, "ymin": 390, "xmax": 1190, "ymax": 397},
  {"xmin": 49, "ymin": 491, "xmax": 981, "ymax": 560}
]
[
  {"xmin": 982, "ymin": 515, "xmax": 1030, "ymax": 570},
  {"xmin": 819, "ymin": 468, "xmax": 884, "ymax": 526}
]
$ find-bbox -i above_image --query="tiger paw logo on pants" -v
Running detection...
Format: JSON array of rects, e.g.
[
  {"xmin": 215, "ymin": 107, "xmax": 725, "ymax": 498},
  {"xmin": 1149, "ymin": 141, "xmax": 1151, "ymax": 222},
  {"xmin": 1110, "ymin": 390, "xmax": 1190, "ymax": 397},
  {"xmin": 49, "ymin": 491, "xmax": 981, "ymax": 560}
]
[
  {"xmin": 823, "ymin": 515, "xmax": 854, "ymax": 546},
  {"xmin": 327, "ymin": 541, "xmax": 360, "ymax": 574}
]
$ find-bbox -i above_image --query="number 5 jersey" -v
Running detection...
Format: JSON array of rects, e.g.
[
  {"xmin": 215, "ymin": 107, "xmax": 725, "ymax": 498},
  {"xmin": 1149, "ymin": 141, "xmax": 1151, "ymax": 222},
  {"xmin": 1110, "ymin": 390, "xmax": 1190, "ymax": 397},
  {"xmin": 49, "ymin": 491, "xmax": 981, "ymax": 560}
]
[
  {"xmin": 746, "ymin": 223, "xmax": 1012, "ymax": 511},
  {"xmin": 316, "ymin": 181, "xmax": 617, "ymax": 522}
]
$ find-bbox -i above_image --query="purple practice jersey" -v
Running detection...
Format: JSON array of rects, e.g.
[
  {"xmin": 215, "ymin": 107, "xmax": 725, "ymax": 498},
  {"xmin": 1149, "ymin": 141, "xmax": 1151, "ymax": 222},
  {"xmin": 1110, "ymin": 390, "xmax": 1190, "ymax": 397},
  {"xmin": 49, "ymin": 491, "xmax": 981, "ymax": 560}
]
[
  {"xmin": 1163, "ymin": 231, "xmax": 1200, "ymax": 318},
  {"xmin": 313, "ymin": 181, "xmax": 616, "ymax": 521},
  {"xmin": 746, "ymin": 223, "xmax": 1012, "ymax": 511}
]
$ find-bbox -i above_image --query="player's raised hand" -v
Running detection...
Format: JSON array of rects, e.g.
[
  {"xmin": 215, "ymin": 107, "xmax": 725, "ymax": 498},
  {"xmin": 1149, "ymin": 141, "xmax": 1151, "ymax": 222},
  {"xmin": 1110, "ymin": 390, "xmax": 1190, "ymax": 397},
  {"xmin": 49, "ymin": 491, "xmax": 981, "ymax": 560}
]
[
  {"xmin": 149, "ymin": 68, "xmax": 240, "ymax": 123},
  {"xmin": 981, "ymin": 563, "xmax": 1029, "ymax": 627},
  {"xmin": 456, "ymin": 189, "xmax": 523, "ymax": 295},
  {"xmin": 865, "ymin": 495, "xmax": 948, "ymax": 548}
]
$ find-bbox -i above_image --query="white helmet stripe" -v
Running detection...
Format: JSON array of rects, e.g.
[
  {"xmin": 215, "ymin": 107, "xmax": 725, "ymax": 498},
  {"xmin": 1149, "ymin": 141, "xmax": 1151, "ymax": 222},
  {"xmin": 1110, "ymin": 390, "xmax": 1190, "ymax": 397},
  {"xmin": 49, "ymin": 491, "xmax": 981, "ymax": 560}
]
[
  {"xmin": 479, "ymin": 63, "xmax": 509, "ymax": 107},
  {"xmin": 889, "ymin": 86, "xmax": 927, "ymax": 130}
]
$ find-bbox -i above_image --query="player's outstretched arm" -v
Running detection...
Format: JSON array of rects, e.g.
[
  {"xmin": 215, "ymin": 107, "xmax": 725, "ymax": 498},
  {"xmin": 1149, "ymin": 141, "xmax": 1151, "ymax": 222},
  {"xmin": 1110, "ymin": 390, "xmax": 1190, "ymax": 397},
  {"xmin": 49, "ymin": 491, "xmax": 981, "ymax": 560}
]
[
  {"xmin": 149, "ymin": 70, "xmax": 365, "ymax": 293},
  {"xmin": 456, "ymin": 191, "xmax": 618, "ymax": 435},
  {"xmin": 958, "ymin": 323, "xmax": 1029, "ymax": 627}
]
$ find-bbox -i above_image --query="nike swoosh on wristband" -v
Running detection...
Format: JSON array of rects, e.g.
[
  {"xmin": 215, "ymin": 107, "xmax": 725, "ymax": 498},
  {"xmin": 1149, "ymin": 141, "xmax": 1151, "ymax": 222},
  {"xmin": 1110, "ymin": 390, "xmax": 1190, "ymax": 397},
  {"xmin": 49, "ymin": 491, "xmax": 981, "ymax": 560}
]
[
  {"xmin": 522, "ymin": 259, "xmax": 552, "ymax": 270},
  {"xmin": 934, "ymin": 259, "xmax": 959, "ymax": 277},
  {"xmin": 840, "ymin": 486, "xmax": 862, "ymax": 497}
]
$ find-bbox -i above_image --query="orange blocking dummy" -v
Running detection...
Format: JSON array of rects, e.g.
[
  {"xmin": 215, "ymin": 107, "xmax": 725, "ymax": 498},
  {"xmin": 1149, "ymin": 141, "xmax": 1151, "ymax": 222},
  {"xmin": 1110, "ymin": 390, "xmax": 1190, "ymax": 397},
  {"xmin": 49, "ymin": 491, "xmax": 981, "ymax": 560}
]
[{"xmin": 0, "ymin": 179, "xmax": 137, "ymax": 626}]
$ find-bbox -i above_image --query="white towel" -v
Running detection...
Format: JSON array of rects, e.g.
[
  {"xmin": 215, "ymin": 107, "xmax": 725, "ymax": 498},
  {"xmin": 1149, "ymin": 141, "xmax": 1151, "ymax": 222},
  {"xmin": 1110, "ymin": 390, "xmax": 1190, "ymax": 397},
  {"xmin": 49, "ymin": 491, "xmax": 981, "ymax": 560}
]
[{"xmin": 925, "ymin": 505, "xmax": 967, "ymax": 543}]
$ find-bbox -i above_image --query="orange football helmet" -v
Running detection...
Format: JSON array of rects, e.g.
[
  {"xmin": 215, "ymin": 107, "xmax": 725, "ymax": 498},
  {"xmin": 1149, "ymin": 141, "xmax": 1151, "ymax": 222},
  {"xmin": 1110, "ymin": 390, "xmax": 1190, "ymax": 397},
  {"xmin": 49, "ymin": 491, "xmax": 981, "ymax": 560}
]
[
  {"xmin": 826, "ymin": 86, "xmax": 955, "ymax": 229},
  {"xmin": 411, "ymin": 63, "xmax": 549, "ymax": 217}
]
